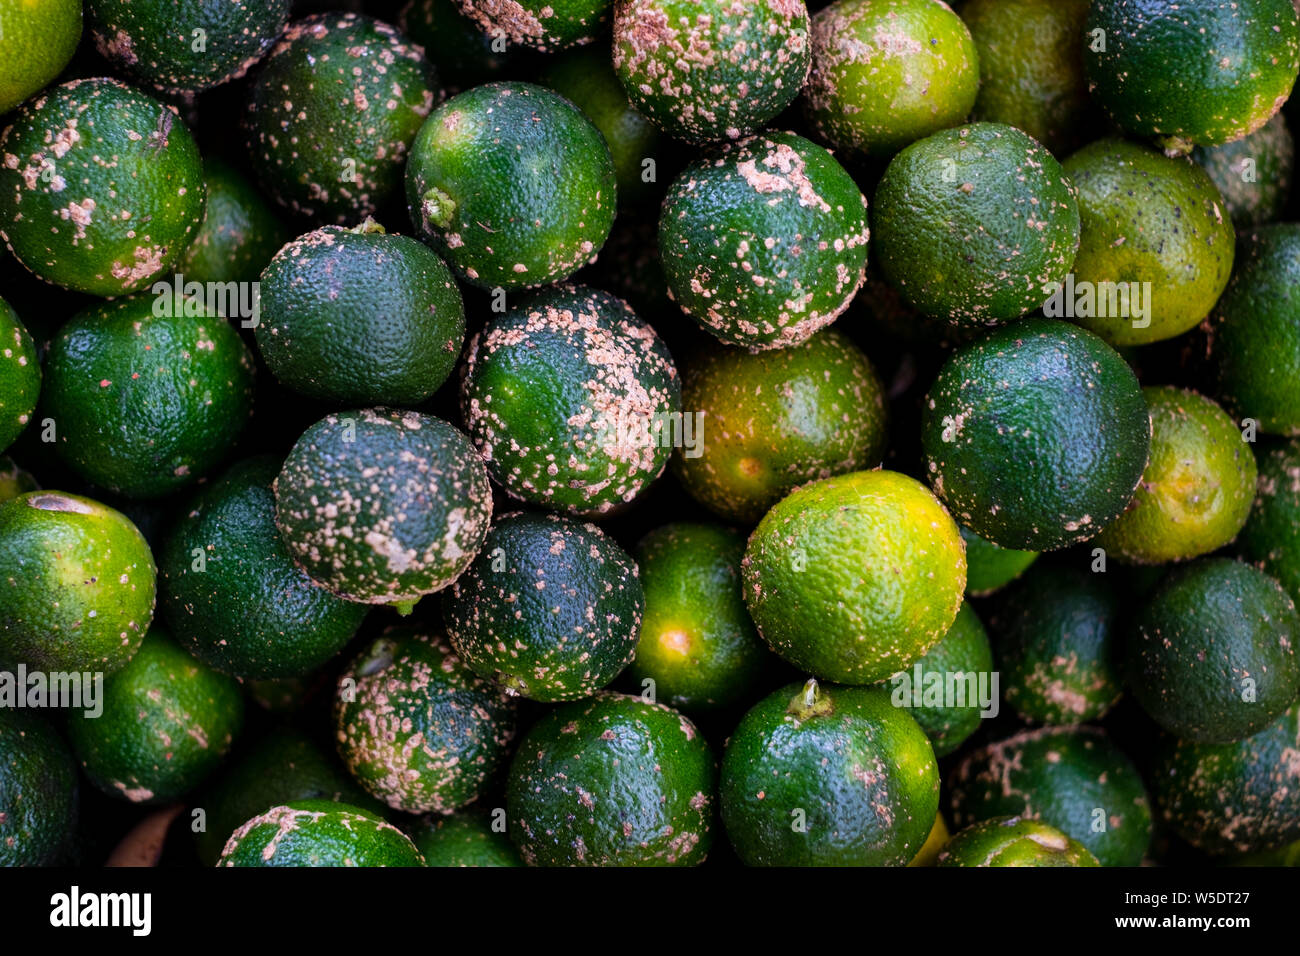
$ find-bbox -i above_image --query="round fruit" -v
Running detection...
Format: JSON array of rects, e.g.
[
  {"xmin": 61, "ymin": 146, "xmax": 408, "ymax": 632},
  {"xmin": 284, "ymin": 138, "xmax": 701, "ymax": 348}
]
[
  {"xmin": 274, "ymin": 408, "xmax": 492, "ymax": 611},
  {"xmin": 460, "ymin": 285, "xmax": 679, "ymax": 516},
  {"xmin": 175, "ymin": 158, "xmax": 289, "ymax": 285},
  {"xmin": 1060, "ymin": 138, "xmax": 1236, "ymax": 346},
  {"xmin": 612, "ymin": 0, "xmax": 811, "ymax": 144},
  {"xmin": 948, "ymin": 725, "xmax": 1152, "ymax": 866},
  {"xmin": 0, "ymin": 711, "xmax": 78, "ymax": 866},
  {"xmin": 218, "ymin": 799, "xmax": 424, "ymax": 867},
  {"xmin": 410, "ymin": 810, "xmax": 522, "ymax": 867},
  {"xmin": 960, "ymin": 525, "xmax": 1038, "ymax": 597},
  {"xmin": 627, "ymin": 522, "xmax": 770, "ymax": 712},
  {"xmin": 442, "ymin": 511, "xmax": 643, "ymax": 702},
  {"xmin": 1203, "ymin": 223, "xmax": 1300, "ymax": 435},
  {"xmin": 962, "ymin": 0, "xmax": 1094, "ymax": 157},
  {"xmin": 1124, "ymin": 557, "xmax": 1300, "ymax": 744},
  {"xmin": 256, "ymin": 221, "xmax": 465, "ymax": 406},
  {"xmin": 539, "ymin": 47, "xmax": 659, "ymax": 207},
  {"xmin": 1239, "ymin": 438, "xmax": 1300, "ymax": 605},
  {"xmin": 936, "ymin": 816, "xmax": 1100, "ymax": 867},
  {"xmin": 872, "ymin": 123, "xmax": 1081, "ymax": 325},
  {"xmin": 1152, "ymin": 702, "xmax": 1300, "ymax": 856},
  {"xmin": 1094, "ymin": 387, "xmax": 1257, "ymax": 564},
  {"xmin": 0, "ymin": 491, "xmax": 155, "ymax": 674},
  {"xmin": 0, "ymin": 297, "xmax": 39, "ymax": 453},
  {"xmin": 406, "ymin": 81, "xmax": 615, "ymax": 289},
  {"xmin": 246, "ymin": 13, "xmax": 437, "ymax": 223},
  {"xmin": 453, "ymin": 0, "xmax": 610, "ymax": 52},
  {"xmin": 160, "ymin": 456, "xmax": 369, "ymax": 680},
  {"xmin": 908, "ymin": 813, "xmax": 949, "ymax": 867},
  {"xmin": 721, "ymin": 680, "xmax": 939, "ymax": 867},
  {"xmin": 659, "ymin": 131, "xmax": 870, "ymax": 350},
  {"xmin": 890, "ymin": 601, "xmax": 994, "ymax": 758},
  {"xmin": 921, "ymin": 318, "xmax": 1151, "ymax": 551},
  {"xmin": 67, "ymin": 629, "xmax": 243, "ymax": 804},
  {"xmin": 672, "ymin": 329, "xmax": 887, "ymax": 524},
  {"xmin": 1084, "ymin": 0, "xmax": 1300, "ymax": 151},
  {"xmin": 803, "ymin": 0, "xmax": 979, "ymax": 157},
  {"xmin": 506, "ymin": 693, "xmax": 714, "ymax": 866},
  {"xmin": 992, "ymin": 564, "xmax": 1123, "ymax": 725},
  {"xmin": 1193, "ymin": 113, "xmax": 1295, "ymax": 228},
  {"xmin": 41, "ymin": 291, "xmax": 256, "ymax": 499},
  {"xmin": 334, "ymin": 627, "xmax": 518, "ymax": 813},
  {"xmin": 742, "ymin": 469, "xmax": 967, "ymax": 685},
  {"xmin": 194, "ymin": 725, "xmax": 378, "ymax": 866},
  {"xmin": 0, "ymin": 78, "xmax": 205, "ymax": 296},
  {"xmin": 0, "ymin": 0, "xmax": 81, "ymax": 114},
  {"xmin": 86, "ymin": 0, "xmax": 291, "ymax": 93}
]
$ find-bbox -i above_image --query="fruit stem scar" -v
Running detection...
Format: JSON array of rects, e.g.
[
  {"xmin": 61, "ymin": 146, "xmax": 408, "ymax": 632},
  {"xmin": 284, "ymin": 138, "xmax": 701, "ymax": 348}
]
[
  {"xmin": 787, "ymin": 678, "xmax": 833, "ymax": 720},
  {"xmin": 392, "ymin": 598, "xmax": 418, "ymax": 617},
  {"xmin": 421, "ymin": 188, "xmax": 457, "ymax": 230},
  {"xmin": 348, "ymin": 216, "xmax": 387, "ymax": 236}
]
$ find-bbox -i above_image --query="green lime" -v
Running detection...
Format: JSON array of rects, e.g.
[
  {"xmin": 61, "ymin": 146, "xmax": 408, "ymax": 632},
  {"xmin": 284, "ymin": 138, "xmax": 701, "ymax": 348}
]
[
  {"xmin": 454, "ymin": 0, "xmax": 610, "ymax": 52},
  {"xmin": 960, "ymin": 525, "xmax": 1038, "ymax": 597},
  {"xmin": 218, "ymin": 799, "xmax": 424, "ymax": 867},
  {"xmin": 0, "ymin": 0, "xmax": 81, "ymax": 114},
  {"xmin": 1193, "ymin": 113, "xmax": 1295, "ymax": 228},
  {"xmin": 0, "ymin": 710, "xmax": 78, "ymax": 866},
  {"xmin": 0, "ymin": 296, "xmax": 39, "ymax": 453},
  {"xmin": 410, "ymin": 810, "xmax": 522, "ymax": 867},
  {"xmin": 1238, "ymin": 438, "xmax": 1300, "ymax": 605},
  {"xmin": 175, "ymin": 157, "xmax": 289, "ymax": 285},
  {"xmin": 937, "ymin": 815, "xmax": 1100, "ymax": 867}
]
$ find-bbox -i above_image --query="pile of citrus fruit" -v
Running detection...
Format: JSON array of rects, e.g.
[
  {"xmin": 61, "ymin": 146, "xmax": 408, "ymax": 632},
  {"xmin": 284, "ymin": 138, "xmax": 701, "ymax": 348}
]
[{"xmin": 1, "ymin": 0, "xmax": 1298, "ymax": 869}]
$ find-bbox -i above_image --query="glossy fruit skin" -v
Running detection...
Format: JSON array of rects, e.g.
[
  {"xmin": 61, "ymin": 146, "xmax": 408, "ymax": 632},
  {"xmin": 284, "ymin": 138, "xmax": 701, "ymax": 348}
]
[
  {"xmin": 960, "ymin": 525, "xmax": 1038, "ymax": 597},
  {"xmin": 41, "ymin": 292, "xmax": 256, "ymax": 499},
  {"xmin": 803, "ymin": 0, "xmax": 979, "ymax": 157},
  {"xmin": 627, "ymin": 523, "xmax": 770, "ymax": 712},
  {"xmin": 612, "ymin": 0, "xmax": 811, "ymax": 144},
  {"xmin": 936, "ymin": 815, "xmax": 1100, "ymax": 867},
  {"xmin": 962, "ymin": 0, "xmax": 1095, "ymax": 157},
  {"xmin": 1193, "ymin": 113, "xmax": 1295, "ymax": 228},
  {"xmin": 506, "ymin": 693, "xmax": 714, "ymax": 866},
  {"xmin": 721, "ymin": 681, "xmax": 939, "ymax": 866},
  {"xmin": 0, "ymin": 491, "xmax": 156, "ymax": 674},
  {"xmin": 256, "ymin": 224, "xmax": 465, "ymax": 406},
  {"xmin": 218, "ymin": 799, "xmax": 425, "ymax": 867},
  {"xmin": 540, "ymin": 47, "xmax": 659, "ymax": 207},
  {"xmin": 1125, "ymin": 557, "xmax": 1300, "ymax": 744},
  {"xmin": 1203, "ymin": 223, "xmax": 1300, "ymax": 435},
  {"xmin": 890, "ymin": 601, "xmax": 994, "ymax": 758},
  {"xmin": 453, "ymin": 0, "xmax": 610, "ymax": 52},
  {"xmin": 1238, "ymin": 438, "xmax": 1300, "ymax": 605},
  {"xmin": 659, "ymin": 131, "xmax": 870, "ymax": 350},
  {"xmin": 0, "ymin": 297, "xmax": 39, "ymax": 453},
  {"xmin": 0, "ymin": 710, "xmax": 78, "ymax": 866},
  {"xmin": 1060, "ymin": 138, "xmax": 1236, "ymax": 346},
  {"xmin": 921, "ymin": 318, "xmax": 1151, "ymax": 551},
  {"xmin": 246, "ymin": 14, "xmax": 437, "ymax": 223},
  {"xmin": 193, "ymin": 725, "xmax": 377, "ymax": 866},
  {"xmin": 992, "ymin": 564, "xmax": 1123, "ymax": 726},
  {"xmin": 872, "ymin": 123, "xmax": 1081, "ymax": 325},
  {"xmin": 948, "ymin": 725, "xmax": 1152, "ymax": 866},
  {"xmin": 175, "ymin": 158, "xmax": 289, "ymax": 285},
  {"xmin": 406, "ymin": 82, "xmax": 615, "ymax": 289},
  {"xmin": 461, "ymin": 285, "xmax": 679, "ymax": 516},
  {"xmin": 67, "ymin": 629, "xmax": 243, "ymax": 804},
  {"xmin": 274, "ymin": 408, "xmax": 492, "ymax": 608},
  {"xmin": 442, "ymin": 511, "xmax": 643, "ymax": 702},
  {"xmin": 334, "ymin": 627, "xmax": 518, "ymax": 814},
  {"xmin": 411, "ymin": 810, "xmax": 523, "ymax": 867},
  {"xmin": 1152, "ymin": 702, "xmax": 1300, "ymax": 856},
  {"xmin": 160, "ymin": 456, "xmax": 368, "ymax": 680},
  {"xmin": 0, "ymin": 78, "xmax": 205, "ymax": 296},
  {"xmin": 0, "ymin": 0, "xmax": 81, "ymax": 114},
  {"xmin": 908, "ymin": 813, "xmax": 949, "ymax": 867},
  {"xmin": 1095, "ymin": 387, "xmax": 1257, "ymax": 564},
  {"xmin": 86, "ymin": 0, "xmax": 291, "ymax": 93},
  {"xmin": 1084, "ymin": 0, "xmax": 1300, "ymax": 150},
  {"xmin": 743, "ymin": 470, "xmax": 967, "ymax": 685},
  {"xmin": 673, "ymin": 330, "xmax": 887, "ymax": 525}
]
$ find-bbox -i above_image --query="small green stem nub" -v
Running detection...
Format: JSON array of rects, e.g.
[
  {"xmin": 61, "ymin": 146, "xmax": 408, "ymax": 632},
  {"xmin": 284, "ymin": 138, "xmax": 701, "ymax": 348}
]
[
  {"xmin": 421, "ymin": 187, "xmax": 457, "ymax": 231},
  {"xmin": 349, "ymin": 216, "xmax": 387, "ymax": 235},
  {"xmin": 786, "ymin": 678, "xmax": 833, "ymax": 720},
  {"xmin": 392, "ymin": 598, "xmax": 419, "ymax": 617}
]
